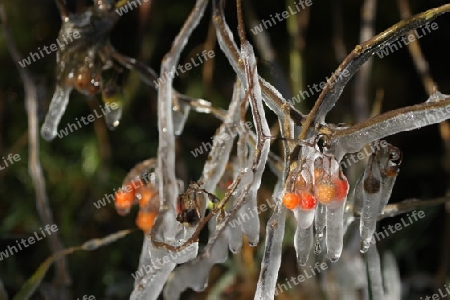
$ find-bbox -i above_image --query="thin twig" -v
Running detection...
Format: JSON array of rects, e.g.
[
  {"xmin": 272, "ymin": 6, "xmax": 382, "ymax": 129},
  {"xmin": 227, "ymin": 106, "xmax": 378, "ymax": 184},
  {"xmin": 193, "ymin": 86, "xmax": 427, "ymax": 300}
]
[
  {"xmin": 0, "ymin": 3, "xmax": 71, "ymax": 287},
  {"xmin": 397, "ymin": 0, "xmax": 437, "ymax": 96},
  {"xmin": 353, "ymin": 0, "xmax": 377, "ymax": 122}
]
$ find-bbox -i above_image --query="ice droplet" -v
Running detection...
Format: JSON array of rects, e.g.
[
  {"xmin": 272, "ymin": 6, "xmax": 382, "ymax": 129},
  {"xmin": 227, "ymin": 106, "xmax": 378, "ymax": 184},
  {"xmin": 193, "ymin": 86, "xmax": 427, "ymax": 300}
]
[
  {"xmin": 41, "ymin": 85, "xmax": 73, "ymax": 141},
  {"xmin": 104, "ymin": 104, "xmax": 122, "ymax": 130}
]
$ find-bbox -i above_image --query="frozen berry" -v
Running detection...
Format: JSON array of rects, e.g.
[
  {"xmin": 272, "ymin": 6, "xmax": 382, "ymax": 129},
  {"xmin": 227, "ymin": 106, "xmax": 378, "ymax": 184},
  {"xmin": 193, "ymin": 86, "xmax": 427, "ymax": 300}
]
[
  {"xmin": 299, "ymin": 191, "xmax": 317, "ymax": 210},
  {"xmin": 314, "ymin": 181, "xmax": 336, "ymax": 205},
  {"xmin": 136, "ymin": 211, "xmax": 157, "ymax": 233},
  {"xmin": 282, "ymin": 192, "xmax": 300, "ymax": 210},
  {"xmin": 333, "ymin": 178, "xmax": 349, "ymax": 201},
  {"xmin": 115, "ymin": 186, "xmax": 136, "ymax": 214}
]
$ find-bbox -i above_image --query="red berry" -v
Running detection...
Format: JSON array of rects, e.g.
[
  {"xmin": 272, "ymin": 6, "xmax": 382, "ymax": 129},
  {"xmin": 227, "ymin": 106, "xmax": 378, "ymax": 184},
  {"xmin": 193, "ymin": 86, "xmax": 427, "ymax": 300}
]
[
  {"xmin": 333, "ymin": 179, "xmax": 349, "ymax": 201},
  {"xmin": 282, "ymin": 193, "xmax": 300, "ymax": 210},
  {"xmin": 299, "ymin": 191, "xmax": 317, "ymax": 210}
]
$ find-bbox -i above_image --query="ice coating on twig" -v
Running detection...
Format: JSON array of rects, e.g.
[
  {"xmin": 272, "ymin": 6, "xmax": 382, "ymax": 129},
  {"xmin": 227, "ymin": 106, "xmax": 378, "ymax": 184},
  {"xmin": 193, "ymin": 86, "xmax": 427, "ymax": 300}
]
[
  {"xmin": 131, "ymin": 236, "xmax": 198, "ymax": 300},
  {"xmin": 331, "ymin": 95, "xmax": 450, "ymax": 160},
  {"xmin": 365, "ymin": 244, "xmax": 384, "ymax": 299},
  {"xmin": 163, "ymin": 224, "xmax": 230, "ymax": 299},
  {"xmin": 239, "ymin": 41, "xmax": 271, "ymax": 245},
  {"xmin": 212, "ymin": 2, "xmax": 290, "ymax": 118},
  {"xmin": 360, "ymin": 155, "xmax": 382, "ymax": 253},
  {"xmin": 40, "ymin": 85, "xmax": 73, "ymax": 141},
  {"xmin": 200, "ymin": 81, "xmax": 242, "ymax": 191},
  {"xmin": 131, "ymin": 238, "xmax": 199, "ymax": 299},
  {"xmin": 172, "ymin": 100, "xmax": 191, "ymax": 135},
  {"xmin": 163, "ymin": 117, "xmax": 255, "ymax": 298},
  {"xmin": 132, "ymin": 1, "xmax": 209, "ymax": 298},
  {"xmin": 254, "ymin": 178, "xmax": 284, "ymax": 300},
  {"xmin": 164, "ymin": 179, "xmax": 252, "ymax": 299}
]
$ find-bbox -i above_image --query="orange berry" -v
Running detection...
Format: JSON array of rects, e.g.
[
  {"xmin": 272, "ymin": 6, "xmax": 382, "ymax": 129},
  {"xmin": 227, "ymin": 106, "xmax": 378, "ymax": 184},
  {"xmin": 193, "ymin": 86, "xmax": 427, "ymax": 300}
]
[
  {"xmin": 137, "ymin": 187, "xmax": 156, "ymax": 208},
  {"xmin": 136, "ymin": 211, "xmax": 157, "ymax": 232},
  {"xmin": 282, "ymin": 193, "xmax": 300, "ymax": 210},
  {"xmin": 333, "ymin": 179, "xmax": 349, "ymax": 201},
  {"xmin": 314, "ymin": 181, "xmax": 336, "ymax": 205},
  {"xmin": 299, "ymin": 191, "xmax": 317, "ymax": 210},
  {"xmin": 115, "ymin": 186, "xmax": 136, "ymax": 213}
]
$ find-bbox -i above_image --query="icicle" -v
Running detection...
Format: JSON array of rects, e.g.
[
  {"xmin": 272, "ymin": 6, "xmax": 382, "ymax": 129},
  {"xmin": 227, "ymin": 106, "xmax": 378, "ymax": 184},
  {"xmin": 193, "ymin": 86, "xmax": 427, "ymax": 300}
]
[
  {"xmin": 130, "ymin": 236, "xmax": 198, "ymax": 300},
  {"xmin": 40, "ymin": 85, "xmax": 73, "ymax": 141},
  {"xmin": 376, "ymin": 143, "xmax": 401, "ymax": 214},
  {"xmin": 294, "ymin": 224, "xmax": 314, "ymax": 266},
  {"xmin": 314, "ymin": 203, "xmax": 326, "ymax": 254},
  {"xmin": 360, "ymin": 154, "xmax": 382, "ymax": 253},
  {"xmin": 228, "ymin": 213, "xmax": 243, "ymax": 253},
  {"xmin": 239, "ymin": 41, "xmax": 271, "ymax": 246},
  {"xmin": 294, "ymin": 208, "xmax": 315, "ymax": 229},
  {"xmin": 326, "ymin": 201, "xmax": 345, "ymax": 261},
  {"xmin": 254, "ymin": 179, "xmax": 285, "ymax": 300}
]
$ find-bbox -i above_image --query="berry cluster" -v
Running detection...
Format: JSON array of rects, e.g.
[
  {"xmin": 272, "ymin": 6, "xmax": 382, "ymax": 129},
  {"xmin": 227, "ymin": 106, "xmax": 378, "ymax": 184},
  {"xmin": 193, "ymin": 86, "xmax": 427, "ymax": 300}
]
[
  {"xmin": 282, "ymin": 156, "xmax": 349, "ymax": 211},
  {"xmin": 114, "ymin": 177, "xmax": 160, "ymax": 233}
]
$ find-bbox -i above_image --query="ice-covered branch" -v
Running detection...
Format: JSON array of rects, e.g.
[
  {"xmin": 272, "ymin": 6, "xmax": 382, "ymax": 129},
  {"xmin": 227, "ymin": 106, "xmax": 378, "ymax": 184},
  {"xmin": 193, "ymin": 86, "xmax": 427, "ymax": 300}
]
[{"xmin": 330, "ymin": 94, "xmax": 450, "ymax": 160}]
